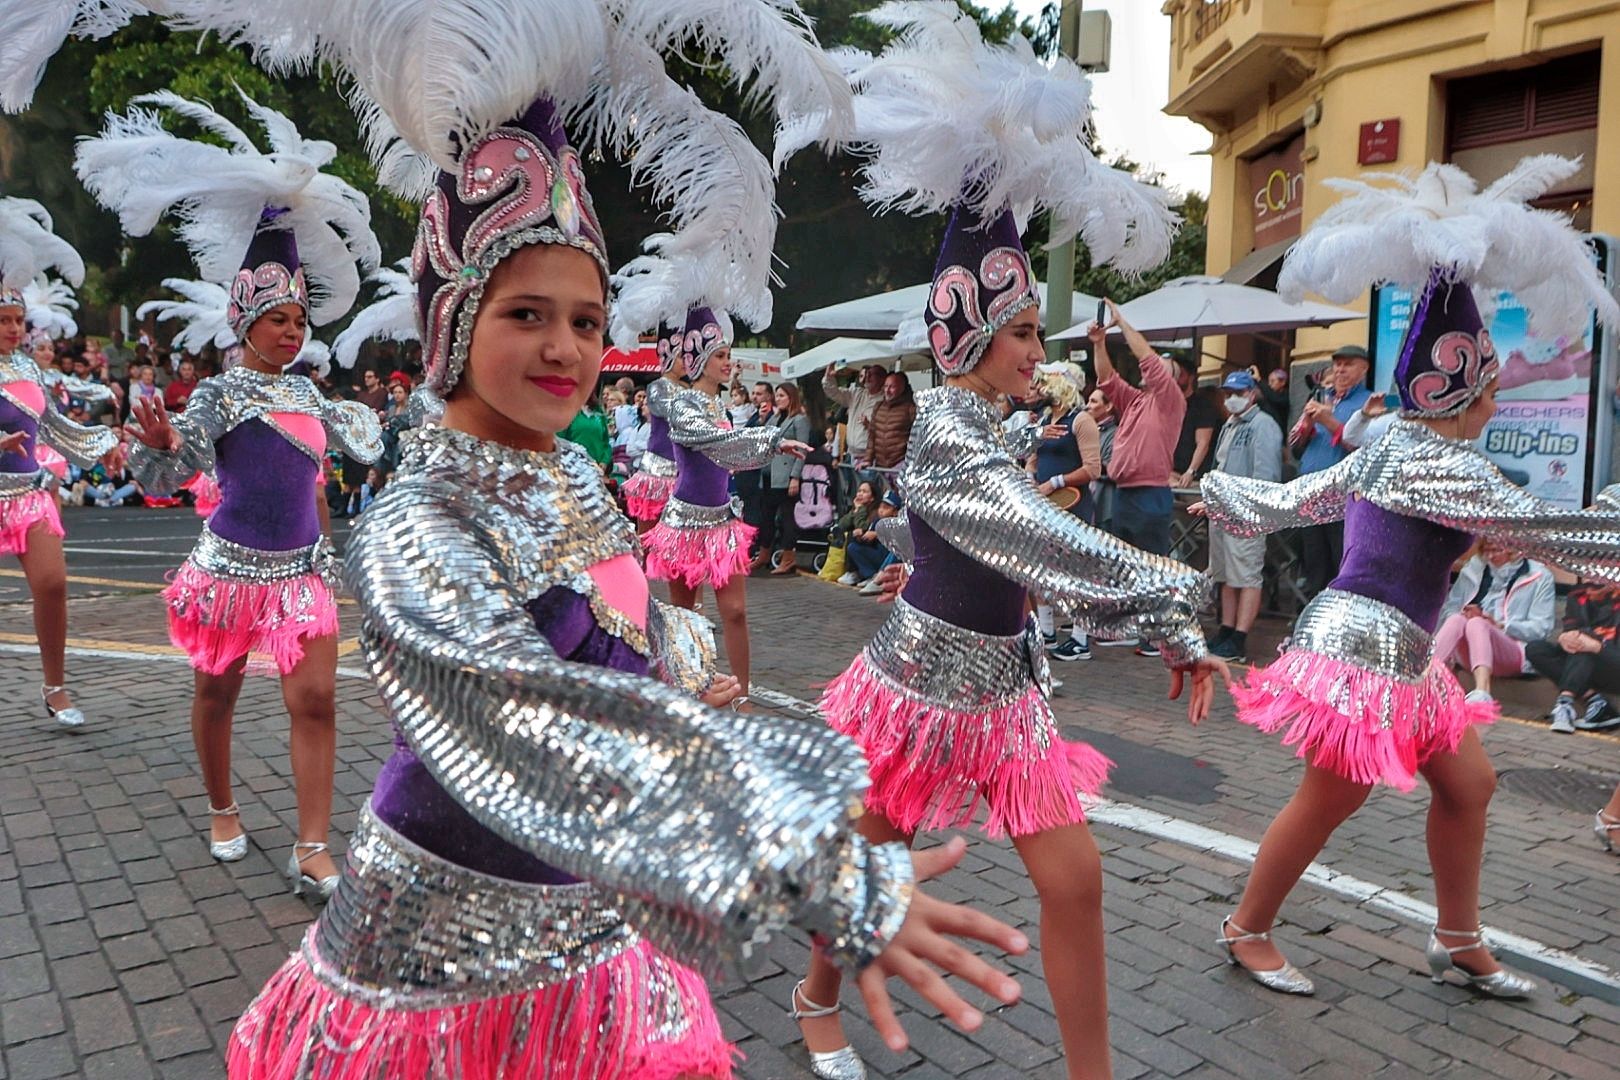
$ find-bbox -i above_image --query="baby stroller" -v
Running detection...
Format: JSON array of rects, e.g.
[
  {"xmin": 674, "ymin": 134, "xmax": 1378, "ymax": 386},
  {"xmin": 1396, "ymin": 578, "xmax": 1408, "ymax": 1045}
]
[{"xmin": 788, "ymin": 449, "xmax": 838, "ymax": 573}]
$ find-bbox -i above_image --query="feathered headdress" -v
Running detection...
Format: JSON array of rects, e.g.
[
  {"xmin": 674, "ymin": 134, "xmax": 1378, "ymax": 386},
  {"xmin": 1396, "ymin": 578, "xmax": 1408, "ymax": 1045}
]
[
  {"xmin": 161, "ymin": 0, "xmax": 857, "ymax": 384},
  {"xmin": 676, "ymin": 306, "xmax": 735, "ymax": 381},
  {"xmin": 0, "ymin": 2, "xmax": 155, "ymax": 113},
  {"xmin": 0, "ymin": 197, "xmax": 86, "ymax": 314},
  {"xmin": 778, "ymin": 1, "xmax": 1177, "ymax": 375},
  {"xmin": 1280, "ymin": 156, "xmax": 1620, "ymax": 417},
  {"xmin": 22, "ymin": 276, "xmax": 80, "ymax": 339},
  {"xmin": 137, "ymin": 276, "xmax": 331, "ymax": 372},
  {"xmin": 75, "ymin": 89, "xmax": 380, "ymax": 334},
  {"xmin": 332, "ymin": 259, "xmax": 416, "ymax": 370}
]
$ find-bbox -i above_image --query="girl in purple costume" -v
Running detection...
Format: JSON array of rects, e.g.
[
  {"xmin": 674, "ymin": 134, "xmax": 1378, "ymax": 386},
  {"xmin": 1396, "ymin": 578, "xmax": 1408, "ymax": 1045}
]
[
  {"xmin": 643, "ymin": 307, "xmax": 810, "ymax": 698},
  {"xmin": 79, "ymin": 91, "xmax": 383, "ymax": 894},
  {"xmin": 1195, "ymin": 157, "xmax": 1620, "ymax": 1000},
  {"xmin": 0, "ymin": 199, "xmax": 119, "ymax": 728},
  {"xmin": 620, "ymin": 340, "xmax": 682, "ymax": 525}
]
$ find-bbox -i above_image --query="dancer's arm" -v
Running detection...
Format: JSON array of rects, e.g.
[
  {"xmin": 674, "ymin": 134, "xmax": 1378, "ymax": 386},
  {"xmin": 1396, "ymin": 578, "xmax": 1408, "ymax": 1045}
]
[
  {"xmin": 666, "ymin": 388, "xmax": 786, "ymax": 470},
  {"xmin": 646, "ymin": 599, "xmax": 718, "ymax": 697},
  {"xmin": 35, "ymin": 398, "xmax": 117, "ymax": 468},
  {"xmin": 905, "ymin": 404, "xmax": 1210, "ymax": 667},
  {"xmin": 348, "ymin": 487, "xmax": 915, "ymax": 977},
  {"xmin": 1196, "ymin": 453, "xmax": 1356, "ymax": 536},
  {"xmin": 125, "ymin": 382, "xmax": 222, "ymax": 493},
  {"xmin": 321, "ymin": 396, "xmax": 386, "ymax": 464}
]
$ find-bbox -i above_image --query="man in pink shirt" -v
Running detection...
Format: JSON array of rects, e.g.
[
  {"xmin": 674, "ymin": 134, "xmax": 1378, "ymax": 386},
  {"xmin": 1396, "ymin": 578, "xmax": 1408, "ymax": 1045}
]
[{"xmin": 1088, "ymin": 299, "xmax": 1187, "ymax": 656}]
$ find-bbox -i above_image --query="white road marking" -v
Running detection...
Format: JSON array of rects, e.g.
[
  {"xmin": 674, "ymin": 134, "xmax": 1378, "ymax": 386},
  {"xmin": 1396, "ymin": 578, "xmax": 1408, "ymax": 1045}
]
[{"xmin": 61, "ymin": 546, "xmax": 190, "ymax": 557}]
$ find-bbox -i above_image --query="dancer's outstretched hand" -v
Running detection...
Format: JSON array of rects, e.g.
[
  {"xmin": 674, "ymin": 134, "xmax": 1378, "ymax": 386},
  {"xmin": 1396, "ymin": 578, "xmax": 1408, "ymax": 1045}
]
[
  {"xmin": 873, "ymin": 562, "xmax": 909, "ymax": 603},
  {"xmin": 130, "ymin": 397, "xmax": 179, "ymax": 451},
  {"xmin": 0, "ymin": 430, "xmax": 26, "ymax": 455},
  {"xmin": 856, "ymin": 836, "xmax": 1027, "ymax": 1053},
  {"xmin": 1169, "ymin": 655, "xmax": 1234, "ymax": 725}
]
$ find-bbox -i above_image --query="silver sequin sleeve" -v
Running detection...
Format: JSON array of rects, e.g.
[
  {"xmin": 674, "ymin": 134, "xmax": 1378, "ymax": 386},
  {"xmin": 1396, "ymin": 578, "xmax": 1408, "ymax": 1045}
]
[
  {"xmin": 905, "ymin": 387, "xmax": 1211, "ymax": 668},
  {"xmin": 1198, "ymin": 456, "xmax": 1355, "ymax": 538},
  {"xmin": 666, "ymin": 388, "xmax": 783, "ymax": 471},
  {"xmin": 646, "ymin": 599, "xmax": 718, "ymax": 697},
  {"xmin": 321, "ymin": 398, "xmax": 385, "ymax": 464},
  {"xmin": 403, "ymin": 385, "xmax": 445, "ymax": 429},
  {"xmin": 347, "ymin": 487, "xmax": 914, "ymax": 976},
  {"xmin": 125, "ymin": 380, "xmax": 223, "ymax": 494},
  {"xmin": 874, "ymin": 510, "xmax": 914, "ymax": 564},
  {"xmin": 1004, "ymin": 422, "xmax": 1040, "ymax": 462},
  {"xmin": 647, "ymin": 376, "xmax": 681, "ymax": 419},
  {"xmin": 36, "ymin": 400, "xmax": 117, "ymax": 468}
]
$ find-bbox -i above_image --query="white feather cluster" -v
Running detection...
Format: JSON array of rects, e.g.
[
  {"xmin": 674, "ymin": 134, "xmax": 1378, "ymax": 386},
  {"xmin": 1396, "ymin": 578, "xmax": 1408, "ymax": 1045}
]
[
  {"xmin": 136, "ymin": 278, "xmax": 233, "ymax": 353},
  {"xmin": 0, "ymin": 196, "xmax": 85, "ymax": 291},
  {"xmin": 332, "ymin": 259, "xmax": 417, "ymax": 369},
  {"xmin": 74, "ymin": 89, "xmax": 380, "ymax": 326},
  {"xmin": 775, "ymin": 1, "xmax": 1177, "ymax": 276},
  {"xmin": 22, "ymin": 276, "xmax": 80, "ymax": 339},
  {"xmin": 160, "ymin": 0, "xmax": 855, "ymax": 344},
  {"xmin": 1279, "ymin": 156, "xmax": 1619, "ymax": 337},
  {"xmin": 0, "ymin": 1, "xmax": 155, "ymax": 112}
]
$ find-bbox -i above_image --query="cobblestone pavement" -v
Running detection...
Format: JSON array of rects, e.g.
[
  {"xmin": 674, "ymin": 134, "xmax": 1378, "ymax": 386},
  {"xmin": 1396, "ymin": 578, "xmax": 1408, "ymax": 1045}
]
[{"xmin": 2, "ymin": 509, "xmax": 1620, "ymax": 1078}]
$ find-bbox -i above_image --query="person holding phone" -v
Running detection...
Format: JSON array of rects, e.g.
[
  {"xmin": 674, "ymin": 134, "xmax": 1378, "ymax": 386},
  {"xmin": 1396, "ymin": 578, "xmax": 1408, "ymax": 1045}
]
[{"xmin": 1291, "ymin": 345, "xmax": 1372, "ymax": 598}]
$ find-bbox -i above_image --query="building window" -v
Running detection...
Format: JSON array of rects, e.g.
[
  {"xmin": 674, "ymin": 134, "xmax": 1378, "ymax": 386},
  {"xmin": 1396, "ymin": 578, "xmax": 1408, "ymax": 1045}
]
[{"xmin": 1447, "ymin": 50, "xmax": 1600, "ymax": 150}]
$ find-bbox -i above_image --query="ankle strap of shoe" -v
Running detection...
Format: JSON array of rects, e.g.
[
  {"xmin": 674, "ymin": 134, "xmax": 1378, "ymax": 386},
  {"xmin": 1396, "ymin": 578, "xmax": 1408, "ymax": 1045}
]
[
  {"xmin": 1220, "ymin": 917, "xmax": 1271, "ymax": 944},
  {"xmin": 1433, "ymin": 926, "xmax": 1485, "ymax": 952},
  {"xmin": 208, "ymin": 802, "xmax": 240, "ymax": 817},
  {"xmin": 790, "ymin": 980, "xmax": 843, "ymax": 1020}
]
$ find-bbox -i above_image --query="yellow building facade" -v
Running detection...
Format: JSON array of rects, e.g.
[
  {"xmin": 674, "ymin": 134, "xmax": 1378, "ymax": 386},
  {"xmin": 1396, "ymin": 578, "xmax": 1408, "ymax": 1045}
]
[{"xmin": 1163, "ymin": 0, "xmax": 1619, "ymax": 361}]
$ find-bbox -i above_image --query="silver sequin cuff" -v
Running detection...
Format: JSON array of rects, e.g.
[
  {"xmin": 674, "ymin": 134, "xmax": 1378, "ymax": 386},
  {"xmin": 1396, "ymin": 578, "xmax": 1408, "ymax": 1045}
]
[
  {"xmin": 38, "ymin": 407, "xmax": 118, "ymax": 469},
  {"xmin": 800, "ymin": 836, "xmax": 914, "ymax": 972},
  {"xmin": 648, "ymin": 600, "xmax": 717, "ymax": 697},
  {"xmin": 1199, "ymin": 465, "xmax": 1350, "ymax": 537}
]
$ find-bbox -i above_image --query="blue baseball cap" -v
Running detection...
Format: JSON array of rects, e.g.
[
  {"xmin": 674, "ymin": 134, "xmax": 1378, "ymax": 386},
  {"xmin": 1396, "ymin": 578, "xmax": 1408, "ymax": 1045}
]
[
  {"xmin": 1220, "ymin": 370, "xmax": 1257, "ymax": 392},
  {"xmin": 881, "ymin": 490, "xmax": 903, "ymax": 508}
]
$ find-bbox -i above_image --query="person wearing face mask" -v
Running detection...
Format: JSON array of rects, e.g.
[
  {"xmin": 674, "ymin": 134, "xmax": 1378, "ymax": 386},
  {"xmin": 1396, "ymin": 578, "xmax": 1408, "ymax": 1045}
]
[
  {"xmin": 782, "ymin": 11, "xmax": 1228, "ymax": 1076},
  {"xmin": 1191, "ymin": 156, "xmax": 1620, "ymax": 1004},
  {"xmin": 1206, "ymin": 370, "xmax": 1283, "ymax": 663},
  {"xmin": 79, "ymin": 92, "xmax": 384, "ymax": 897}
]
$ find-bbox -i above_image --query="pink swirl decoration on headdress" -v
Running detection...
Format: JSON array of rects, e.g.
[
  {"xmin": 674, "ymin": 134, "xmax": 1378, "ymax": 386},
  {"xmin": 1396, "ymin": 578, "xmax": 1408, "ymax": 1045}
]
[
  {"xmin": 681, "ymin": 322, "xmax": 727, "ymax": 380},
  {"xmin": 926, "ymin": 247, "xmax": 1036, "ymax": 375},
  {"xmin": 1409, "ymin": 327, "xmax": 1499, "ymax": 415},
  {"xmin": 227, "ymin": 262, "xmax": 307, "ymax": 333},
  {"xmin": 458, "ymin": 130, "xmax": 558, "ymax": 263}
]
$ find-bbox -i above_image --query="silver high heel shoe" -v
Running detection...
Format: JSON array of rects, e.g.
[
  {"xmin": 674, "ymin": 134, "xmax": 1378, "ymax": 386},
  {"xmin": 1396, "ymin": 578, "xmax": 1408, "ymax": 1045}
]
[
  {"xmin": 1218, "ymin": 916, "xmax": 1315, "ymax": 995},
  {"xmin": 1594, "ymin": 811, "xmax": 1620, "ymax": 853},
  {"xmin": 288, "ymin": 841, "xmax": 340, "ymax": 900},
  {"xmin": 790, "ymin": 979, "xmax": 866, "ymax": 1080},
  {"xmin": 1426, "ymin": 927, "xmax": 1536, "ymax": 998},
  {"xmin": 207, "ymin": 802, "xmax": 248, "ymax": 862},
  {"xmin": 41, "ymin": 684, "xmax": 85, "ymax": 728}
]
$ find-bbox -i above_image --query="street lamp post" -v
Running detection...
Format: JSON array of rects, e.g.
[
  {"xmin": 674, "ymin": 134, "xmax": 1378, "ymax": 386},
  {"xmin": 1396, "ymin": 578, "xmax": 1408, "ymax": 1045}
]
[{"xmin": 1044, "ymin": 0, "xmax": 1083, "ymax": 362}]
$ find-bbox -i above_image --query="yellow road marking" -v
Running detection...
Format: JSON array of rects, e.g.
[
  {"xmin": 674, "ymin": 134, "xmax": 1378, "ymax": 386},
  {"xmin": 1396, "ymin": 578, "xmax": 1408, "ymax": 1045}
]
[
  {"xmin": 0, "ymin": 630, "xmax": 363, "ymax": 658},
  {"xmin": 0, "ymin": 567, "xmax": 356, "ymax": 603}
]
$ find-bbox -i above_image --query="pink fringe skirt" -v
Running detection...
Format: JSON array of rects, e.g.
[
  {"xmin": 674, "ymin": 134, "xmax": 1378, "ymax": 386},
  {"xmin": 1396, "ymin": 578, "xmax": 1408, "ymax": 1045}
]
[
  {"xmin": 182, "ymin": 472, "xmax": 222, "ymax": 518},
  {"xmin": 165, "ymin": 562, "xmax": 338, "ymax": 677},
  {"xmin": 228, "ymin": 935, "xmax": 735, "ymax": 1080},
  {"xmin": 644, "ymin": 519, "xmax": 756, "ymax": 591},
  {"xmin": 1232, "ymin": 648, "xmax": 1498, "ymax": 790},
  {"xmin": 0, "ymin": 489, "xmax": 62, "ymax": 556},
  {"xmin": 622, "ymin": 470, "xmax": 676, "ymax": 523},
  {"xmin": 822, "ymin": 652, "xmax": 1112, "ymax": 837}
]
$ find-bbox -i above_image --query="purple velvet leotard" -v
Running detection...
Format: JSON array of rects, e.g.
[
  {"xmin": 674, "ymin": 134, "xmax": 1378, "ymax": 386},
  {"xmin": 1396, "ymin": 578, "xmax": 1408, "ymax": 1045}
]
[{"xmin": 1330, "ymin": 497, "xmax": 1473, "ymax": 633}]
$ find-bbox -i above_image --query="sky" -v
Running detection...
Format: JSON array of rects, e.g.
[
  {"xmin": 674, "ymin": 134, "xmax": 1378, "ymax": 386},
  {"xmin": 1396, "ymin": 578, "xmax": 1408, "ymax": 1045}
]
[{"xmin": 1010, "ymin": 0, "xmax": 1213, "ymax": 197}]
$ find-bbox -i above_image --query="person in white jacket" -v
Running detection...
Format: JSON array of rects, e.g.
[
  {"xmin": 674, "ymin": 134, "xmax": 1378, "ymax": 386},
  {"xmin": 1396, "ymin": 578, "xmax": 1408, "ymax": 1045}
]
[{"xmin": 1433, "ymin": 539, "xmax": 1558, "ymax": 703}]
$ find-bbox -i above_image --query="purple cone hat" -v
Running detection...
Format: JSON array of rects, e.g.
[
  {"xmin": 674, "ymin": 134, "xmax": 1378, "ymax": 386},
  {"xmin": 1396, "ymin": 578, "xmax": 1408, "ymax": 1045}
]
[
  {"xmin": 228, "ymin": 210, "xmax": 308, "ymax": 341},
  {"xmin": 1395, "ymin": 268, "xmax": 1501, "ymax": 418},
  {"xmin": 679, "ymin": 307, "xmax": 729, "ymax": 381},
  {"xmin": 414, "ymin": 98, "xmax": 609, "ymax": 396},
  {"xmin": 925, "ymin": 207, "xmax": 1038, "ymax": 376},
  {"xmin": 654, "ymin": 321, "xmax": 684, "ymax": 376}
]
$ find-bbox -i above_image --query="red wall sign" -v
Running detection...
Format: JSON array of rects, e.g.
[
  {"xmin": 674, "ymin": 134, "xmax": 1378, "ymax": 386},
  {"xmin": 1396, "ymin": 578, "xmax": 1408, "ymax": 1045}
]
[{"xmin": 1358, "ymin": 119, "xmax": 1400, "ymax": 165}]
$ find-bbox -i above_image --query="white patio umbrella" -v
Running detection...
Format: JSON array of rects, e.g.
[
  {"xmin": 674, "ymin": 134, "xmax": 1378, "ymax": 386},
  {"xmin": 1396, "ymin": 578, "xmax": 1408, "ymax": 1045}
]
[
  {"xmin": 797, "ymin": 282, "xmax": 1100, "ymax": 338},
  {"xmin": 780, "ymin": 336, "xmax": 923, "ymax": 380},
  {"xmin": 1049, "ymin": 276, "xmax": 1362, "ymax": 352}
]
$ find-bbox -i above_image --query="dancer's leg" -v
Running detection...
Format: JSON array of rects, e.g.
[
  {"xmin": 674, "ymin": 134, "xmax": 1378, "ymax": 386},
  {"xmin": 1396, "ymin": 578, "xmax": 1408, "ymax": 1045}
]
[
  {"xmin": 193, "ymin": 657, "xmax": 250, "ymax": 845},
  {"xmin": 1228, "ymin": 764, "xmax": 1372, "ymax": 971},
  {"xmin": 1419, "ymin": 728, "xmax": 1501, "ymax": 974},
  {"xmin": 281, "ymin": 633, "xmax": 340, "ymax": 882},
  {"xmin": 1012, "ymin": 824, "xmax": 1110, "ymax": 1080},
  {"xmin": 666, "ymin": 579, "xmax": 697, "ymax": 611},
  {"xmin": 17, "ymin": 525, "xmax": 70, "ymax": 709},
  {"xmin": 713, "ymin": 576, "xmax": 750, "ymax": 695}
]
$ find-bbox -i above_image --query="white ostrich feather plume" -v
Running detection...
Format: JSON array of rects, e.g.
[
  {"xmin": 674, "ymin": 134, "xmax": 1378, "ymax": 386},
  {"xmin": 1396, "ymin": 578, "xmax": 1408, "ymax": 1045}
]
[
  {"xmin": 1279, "ymin": 156, "xmax": 1619, "ymax": 337},
  {"xmin": 22, "ymin": 276, "xmax": 79, "ymax": 339},
  {"xmin": 0, "ymin": 197, "xmax": 85, "ymax": 291},
  {"xmin": 0, "ymin": 1, "xmax": 159, "ymax": 113},
  {"xmin": 295, "ymin": 337, "xmax": 331, "ymax": 378},
  {"xmin": 775, "ymin": 1, "xmax": 1176, "ymax": 275},
  {"xmin": 136, "ymin": 278, "xmax": 234, "ymax": 352},
  {"xmin": 333, "ymin": 259, "xmax": 417, "ymax": 369},
  {"xmin": 74, "ymin": 89, "xmax": 381, "ymax": 325},
  {"xmin": 160, "ymin": 0, "xmax": 855, "ymax": 339}
]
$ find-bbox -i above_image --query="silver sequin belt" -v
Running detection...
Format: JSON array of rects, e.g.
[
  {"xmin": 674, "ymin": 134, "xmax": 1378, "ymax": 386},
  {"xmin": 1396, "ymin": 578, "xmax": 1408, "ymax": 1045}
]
[
  {"xmin": 1284, "ymin": 589, "xmax": 1432, "ymax": 681},
  {"xmin": 660, "ymin": 494, "xmax": 741, "ymax": 529},
  {"xmin": 189, "ymin": 523, "xmax": 332, "ymax": 584},
  {"xmin": 306, "ymin": 804, "xmax": 638, "ymax": 1010},
  {"xmin": 639, "ymin": 451, "xmax": 677, "ymax": 478},
  {"xmin": 0, "ymin": 469, "xmax": 51, "ymax": 498},
  {"xmin": 863, "ymin": 598, "xmax": 1051, "ymax": 709}
]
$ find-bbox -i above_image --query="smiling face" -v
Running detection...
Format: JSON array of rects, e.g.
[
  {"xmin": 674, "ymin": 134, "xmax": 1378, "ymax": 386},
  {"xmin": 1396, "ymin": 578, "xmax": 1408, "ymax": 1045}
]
[
  {"xmin": 445, "ymin": 243, "xmax": 606, "ymax": 452},
  {"xmin": 700, "ymin": 346, "xmax": 734, "ymax": 390},
  {"xmin": 970, "ymin": 308, "xmax": 1044, "ymax": 400},
  {"xmin": 0, "ymin": 306, "xmax": 24, "ymax": 354},
  {"xmin": 31, "ymin": 337, "xmax": 54, "ymax": 367},
  {"xmin": 243, "ymin": 304, "xmax": 307, "ymax": 371}
]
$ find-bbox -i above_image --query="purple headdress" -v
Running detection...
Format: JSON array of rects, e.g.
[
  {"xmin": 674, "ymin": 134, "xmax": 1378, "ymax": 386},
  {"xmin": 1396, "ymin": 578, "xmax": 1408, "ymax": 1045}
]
[
  {"xmin": 228, "ymin": 209, "xmax": 309, "ymax": 339},
  {"xmin": 926, "ymin": 208, "xmax": 1037, "ymax": 376},
  {"xmin": 677, "ymin": 307, "xmax": 732, "ymax": 381},
  {"xmin": 1280, "ymin": 156, "xmax": 1620, "ymax": 418}
]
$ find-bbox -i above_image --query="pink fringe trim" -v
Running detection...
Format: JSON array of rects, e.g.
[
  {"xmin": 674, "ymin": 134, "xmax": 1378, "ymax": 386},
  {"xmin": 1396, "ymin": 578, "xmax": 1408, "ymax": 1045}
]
[
  {"xmin": 821, "ymin": 653, "xmax": 1111, "ymax": 838},
  {"xmin": 182, "ymin": 472, "xmax": 222, "ymax": 518},
  {"xmin": 165, "ymin": 563, "xmax": 338, "ymax": 676},
  {"xmin": 228, "ymin": 937, "xmax": 736, "ymax": 1080},
  {"xmin": 622, "ymin": 471, "xmax": 675, "ymax": 523},
  {"xmin": 643, "ymin": 517, "xmax": 756, "ymax": 590},
  {"xmin": 0, "ymin": 489, "xmax": 63, "ymax": 556},
  {"xmin": 1231, "ymin": 648, "xmax": 1498, "ymax": 791}
]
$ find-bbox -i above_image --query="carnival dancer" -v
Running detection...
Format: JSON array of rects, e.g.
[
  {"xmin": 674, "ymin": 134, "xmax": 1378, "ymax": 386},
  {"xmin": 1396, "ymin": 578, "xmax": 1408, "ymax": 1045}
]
[
  {"xmin": 1192, "ymin": 156, "xmax": 1620, "ymax": 999},
  {"xmin": 783, "ymin": 7, "xmax": 1228, "ymax": 1077},
  {"xmin": 140, "ymin": 2, "xmax": 1046, "ymax": 1075},
  {"xmin": 642, "ymin": 307, "xmax": 807, "ymax": 698},
  {"xmin": 77, "ymin": 90, "xmax": 383, "ymax": 892},
  {"xmin": 618, "ymin": 325, "xmax": 683, "ymax": 527},
  {"xmin": 0, "ymin": 197, "xmax": 118, "ymax": 728}
]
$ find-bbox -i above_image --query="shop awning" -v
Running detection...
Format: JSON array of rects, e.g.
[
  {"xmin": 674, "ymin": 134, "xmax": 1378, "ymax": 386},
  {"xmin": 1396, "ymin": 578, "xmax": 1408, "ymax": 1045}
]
[{"xmin": 1221, "ymin": 237, "xmax": 1296, "ymax": 285}]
